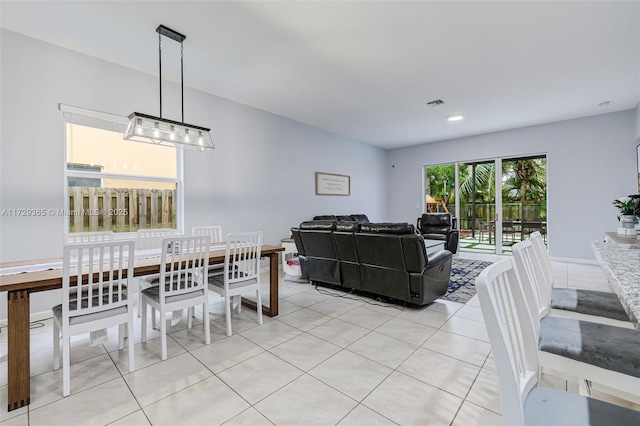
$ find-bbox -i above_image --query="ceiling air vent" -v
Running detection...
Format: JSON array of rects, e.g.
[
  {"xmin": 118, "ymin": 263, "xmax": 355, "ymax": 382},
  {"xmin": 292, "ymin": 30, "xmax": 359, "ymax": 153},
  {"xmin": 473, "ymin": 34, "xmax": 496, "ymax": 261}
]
[{"xmin": 426, "ymin": 99, "xmax": 444, "ymax": 107}]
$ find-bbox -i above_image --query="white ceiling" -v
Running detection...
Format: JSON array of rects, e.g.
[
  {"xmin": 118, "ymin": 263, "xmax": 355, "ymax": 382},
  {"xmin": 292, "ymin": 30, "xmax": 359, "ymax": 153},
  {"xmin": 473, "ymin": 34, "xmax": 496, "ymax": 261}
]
[{"xmin": 1, "ymin": 1, "xmax": 639, "ymax": 149}]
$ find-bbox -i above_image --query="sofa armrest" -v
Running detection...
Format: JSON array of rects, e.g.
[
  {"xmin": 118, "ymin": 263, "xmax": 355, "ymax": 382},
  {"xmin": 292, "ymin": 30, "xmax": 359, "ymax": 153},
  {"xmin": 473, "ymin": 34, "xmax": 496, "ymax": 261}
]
[
  {"xmin": 446, "ymin": 229, "xmax": 459, "ymax": 254},
  {"xmin": 425, "ymin": 249, "xmax": 452, "ymax": 269}
]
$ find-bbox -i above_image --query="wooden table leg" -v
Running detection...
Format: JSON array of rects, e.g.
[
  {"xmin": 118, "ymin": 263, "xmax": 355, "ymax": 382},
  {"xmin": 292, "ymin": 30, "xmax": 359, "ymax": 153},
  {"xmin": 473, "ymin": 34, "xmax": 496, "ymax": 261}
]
[
  {"xmin": 267, "ymin": 253, "xmax": 278, "ymax": 317},
  {"xmin": 7, "ymin": 290, "xmax": 30, "ymax": 411},
  {"xmin": 241, "ymin": 253, "xmax": 279, "ymax": 317}
]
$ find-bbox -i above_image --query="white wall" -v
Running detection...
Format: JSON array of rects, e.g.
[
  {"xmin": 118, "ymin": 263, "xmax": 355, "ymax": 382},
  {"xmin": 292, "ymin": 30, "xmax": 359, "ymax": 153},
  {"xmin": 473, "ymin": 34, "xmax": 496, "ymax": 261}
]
[
  {"xmin": 634, "ymin": 103, "xmax": 640, "ymax": 141},
  {"xmin": 387, "ymin": 111, "xmax": 638, "ymax": 260},
  {"xmin": 0, "ymin": 30, "xmax": 387, "ymax": 315}
]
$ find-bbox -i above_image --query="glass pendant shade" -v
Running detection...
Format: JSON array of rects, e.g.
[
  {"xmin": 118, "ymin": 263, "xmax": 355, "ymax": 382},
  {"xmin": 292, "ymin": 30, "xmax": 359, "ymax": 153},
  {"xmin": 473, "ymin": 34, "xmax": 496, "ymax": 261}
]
[
  {"xmin": 124, "ymin": 112, "xmax": 214, "ymax": 151},
  {"xmin": 123, "ymin": 25, "xmax": 214, "ymax": 151}
]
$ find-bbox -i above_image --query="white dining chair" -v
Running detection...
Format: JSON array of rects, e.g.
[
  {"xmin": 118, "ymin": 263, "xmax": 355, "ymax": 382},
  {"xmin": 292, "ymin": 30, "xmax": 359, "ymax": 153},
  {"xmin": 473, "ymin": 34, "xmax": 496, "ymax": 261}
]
[
  {"xmin": 53, "ymin": 240, "xmax": 135, "ymax": 397},
  {"xmin": 64, "ymin": 231, "xmax": 114, "ymax": 244},
  {"xmin": 476, "ymin": 258, "xmax": 640, "ymax": 426},
  {"xmin": 136, "ymin": 228, "xmax": 182, "ymax": 318},
  {"xmin": 137, "ymin": 228, "xmax": 182, "ymax": 250},
  {"xmin": 140, "ymin": 235, "xmax": 211, "ymax": 360},
  {"xmin": 65, "ymin": 232, "xmax": 116, "ymax": 299},
  {"xmin": 511, "ymin": 239, "xmax": 640, "ymax": 402},
  {"xmin": 208, "ymin": 231, "xmax": 263, "ymax": 336},
  {"xmin": 192, "ymin": 225, "xmax": 223, "ymax": 244},
  {"xmin": 192, "ymin": 225, "xmax": 225, "ymax": 274},
  {"xmin": 529, "ymin": 231, "xmax": 632, "ymax": 328}
]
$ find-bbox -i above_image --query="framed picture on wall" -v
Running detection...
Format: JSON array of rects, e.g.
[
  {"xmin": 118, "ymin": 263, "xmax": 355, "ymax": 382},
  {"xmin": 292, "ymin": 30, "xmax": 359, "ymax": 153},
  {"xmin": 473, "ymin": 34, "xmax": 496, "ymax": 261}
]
[{"xmin": 315, "ymin": 172, "xmax": 350, "ymax": 196}]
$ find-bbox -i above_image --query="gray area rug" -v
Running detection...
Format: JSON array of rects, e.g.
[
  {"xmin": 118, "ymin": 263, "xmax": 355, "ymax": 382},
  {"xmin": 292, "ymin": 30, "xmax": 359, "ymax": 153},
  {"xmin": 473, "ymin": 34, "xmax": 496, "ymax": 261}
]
[{"xmin": 441, "ymin": 258, "xmax": 493, "ymax": 304}]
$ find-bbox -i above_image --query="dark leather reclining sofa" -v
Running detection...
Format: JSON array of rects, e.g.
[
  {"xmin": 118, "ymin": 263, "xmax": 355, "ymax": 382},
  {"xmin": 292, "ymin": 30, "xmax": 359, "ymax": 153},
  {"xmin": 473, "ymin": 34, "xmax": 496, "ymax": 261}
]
[{"xmin": 290, "ymin": 220, "xmax": 453, "ymax": 306}]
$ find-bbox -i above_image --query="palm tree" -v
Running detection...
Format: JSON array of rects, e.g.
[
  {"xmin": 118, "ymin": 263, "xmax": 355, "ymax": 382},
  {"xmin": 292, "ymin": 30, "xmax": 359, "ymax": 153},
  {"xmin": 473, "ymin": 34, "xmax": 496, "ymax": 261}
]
[
  {"xmin": 459, "ymin": 163, "xmax": 495, "ymax": 202},
  {"xmin": 502, "ymin": 158, "xmax": 546, "ymax": 202}
]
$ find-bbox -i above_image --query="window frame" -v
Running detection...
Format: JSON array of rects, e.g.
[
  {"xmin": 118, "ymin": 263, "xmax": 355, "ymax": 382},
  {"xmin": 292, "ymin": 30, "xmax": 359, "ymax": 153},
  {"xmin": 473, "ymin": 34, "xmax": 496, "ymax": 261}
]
[{"xmin": 60, "ymin": 104, "xmax": 184, "ymax": 237}]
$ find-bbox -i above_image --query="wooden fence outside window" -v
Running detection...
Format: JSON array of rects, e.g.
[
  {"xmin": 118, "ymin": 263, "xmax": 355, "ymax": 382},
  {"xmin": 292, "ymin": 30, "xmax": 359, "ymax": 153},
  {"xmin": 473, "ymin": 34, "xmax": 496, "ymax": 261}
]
[{"xmin": 68, "ymin": 187, "xmax": 177, "ymax": 233}]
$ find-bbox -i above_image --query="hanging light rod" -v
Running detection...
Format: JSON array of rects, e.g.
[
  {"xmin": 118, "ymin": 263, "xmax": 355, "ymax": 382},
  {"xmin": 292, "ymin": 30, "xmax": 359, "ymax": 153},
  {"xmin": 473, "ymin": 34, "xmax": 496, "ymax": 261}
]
[{"xmin": 124, "ymin": 25, "xmax": 214, "ymax": 151}]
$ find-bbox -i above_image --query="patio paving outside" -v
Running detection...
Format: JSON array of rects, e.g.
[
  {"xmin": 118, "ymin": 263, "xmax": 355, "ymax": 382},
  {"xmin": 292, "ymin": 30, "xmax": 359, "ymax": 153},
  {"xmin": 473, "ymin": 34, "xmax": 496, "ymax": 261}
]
[{"xmin": 459, "ymin": 234, "xmax": 526, "ymax": 254}]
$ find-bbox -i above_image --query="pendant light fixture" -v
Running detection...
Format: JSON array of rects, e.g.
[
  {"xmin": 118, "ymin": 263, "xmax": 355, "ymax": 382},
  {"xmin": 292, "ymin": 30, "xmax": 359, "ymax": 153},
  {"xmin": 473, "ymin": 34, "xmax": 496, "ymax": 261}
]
[{"xmin": 124, "ymin": 25, "xmax": 214, "ymax": 151}]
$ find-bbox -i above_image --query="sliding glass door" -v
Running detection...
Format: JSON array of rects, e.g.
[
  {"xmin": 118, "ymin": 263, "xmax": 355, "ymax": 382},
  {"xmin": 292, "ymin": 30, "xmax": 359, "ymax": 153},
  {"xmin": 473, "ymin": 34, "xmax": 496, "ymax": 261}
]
[
  {"xmin": 458, "ymin": 160, "xmax": 500, "ymax": 253},
  {"xmin": 500, "ymin": 156, "xmax": 547, "ymax": 252},
  {"xmin": 424, "ymin": 155, "xmax": 547, "ymax": 255}
]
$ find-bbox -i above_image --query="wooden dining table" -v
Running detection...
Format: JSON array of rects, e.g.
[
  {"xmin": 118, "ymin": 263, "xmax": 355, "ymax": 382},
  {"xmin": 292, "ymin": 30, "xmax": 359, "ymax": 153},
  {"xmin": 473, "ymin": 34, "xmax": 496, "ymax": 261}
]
[{"xmin": 0, "ymin": 243, "xmax": 284, "ymax": 411}]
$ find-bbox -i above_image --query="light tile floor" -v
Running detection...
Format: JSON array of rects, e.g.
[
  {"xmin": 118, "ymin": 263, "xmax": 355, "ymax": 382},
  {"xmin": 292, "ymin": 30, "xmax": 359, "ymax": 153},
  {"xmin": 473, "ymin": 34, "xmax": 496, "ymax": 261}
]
[{"xmin": 1, "ymin": 252, "xmax": 638, "ymax": 425}]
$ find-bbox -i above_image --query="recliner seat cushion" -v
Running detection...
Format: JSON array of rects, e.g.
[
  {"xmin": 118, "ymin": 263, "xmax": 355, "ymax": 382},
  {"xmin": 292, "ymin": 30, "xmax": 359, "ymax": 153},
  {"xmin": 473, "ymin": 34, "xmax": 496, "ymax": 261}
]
[{"xmin": 421, "ymin": 234, "xmax": 447, "ymax": 241}]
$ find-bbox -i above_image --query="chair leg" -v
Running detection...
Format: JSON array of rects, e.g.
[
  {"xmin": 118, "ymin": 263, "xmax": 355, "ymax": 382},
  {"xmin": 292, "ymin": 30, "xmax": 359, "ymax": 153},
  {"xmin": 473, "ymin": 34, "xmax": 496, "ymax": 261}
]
[
  {"xmin": 141, "ymin": 297, "xmax": 148, "ymax": 343},
  {"xmin": 137, "ymin": 285, "xmax": 142, "ymax": 318},
  {"xmin": 187, "ymin": 307, "xmax": 193, "ymax": 329},
  {"xmin": 256, "ymin": 289, "xmax": 263, "ymax": 325},
  {"xmin": 236, "ymin": 296, "xmax": 242, "ymax": 314},
  {"xmin": 152, "ymin": 307, "xmax": 158, "ymax": 330},
  {"xmin": 203, "ymin": 302, "xmax": 210, "ymax": 345},
  {"xmin": 160, "ymin": 307, "xmax": 168, "ymax": 361},
  {"xmin": 62, "ymin": 334, "xmax": 71, "ymax": 397},
  {"xmin": 225, "ymin": 297, "xmax": 233, "ymax": 337},
  {"xmin": 127, "ymin": 314, "xmax": 135, "ymax": 373},
  {"xmin": 118, "ymin": 323, "xmax": 125, "ymax": 350},
  {"xmin": 53, "ymin": 320, "xmax": 60, "ymax": 370}
]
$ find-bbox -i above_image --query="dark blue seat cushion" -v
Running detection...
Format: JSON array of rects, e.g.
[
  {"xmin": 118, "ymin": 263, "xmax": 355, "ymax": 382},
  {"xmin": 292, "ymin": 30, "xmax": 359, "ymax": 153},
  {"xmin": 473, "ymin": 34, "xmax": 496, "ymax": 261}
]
[
  {"xmin": 539, "ymin": 316, "xmax": 640, "ymax": 378},
  {"xmin": 551, "ymin": 288, "xmax": 630, "ymax": 322}
]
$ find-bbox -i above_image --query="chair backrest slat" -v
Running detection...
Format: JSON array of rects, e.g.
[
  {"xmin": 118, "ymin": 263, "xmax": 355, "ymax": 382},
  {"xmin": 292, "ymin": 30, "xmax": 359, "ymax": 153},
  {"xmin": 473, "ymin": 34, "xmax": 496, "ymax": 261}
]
[
  {"xmin": 225, "ymin": 232, "xmax": 262, "ymax": 285},
  {"xmin": 511, "ymin": 239, "xmax": 550, "ymax": 325},
  {"xmin": 65, "ymin": 231, "xmax": 114, "ymax": 245},
  {"xmin": 529, "ymin": 231, "xmax": 554, "ymax": 290},
  {"xmin": 192, "ymin": 226, "xmax": 223, "ymax": 244},
  {"xmin": 476, "ymin": 258, "xmax": 539, "ymax": 426},
  {"xmin": 159, "ymin": 235, "xmax": 210, "ymax": 298},
  {"xmin": 63, "ymin": 240, "xmax": 135, "ymax": 319},
  {"xmin": 137, "ymin": 228, "xmax": 182, "ymax": 250}
]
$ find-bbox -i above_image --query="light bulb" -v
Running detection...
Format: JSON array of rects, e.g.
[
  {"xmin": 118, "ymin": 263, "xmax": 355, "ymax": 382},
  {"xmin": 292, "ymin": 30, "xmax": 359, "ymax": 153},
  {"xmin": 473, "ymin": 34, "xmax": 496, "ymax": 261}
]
[
  {"xmin": 135, "ymin": 118, "xmax": 143, "ymax": 135},
  {"xmin": 169, "ymin": 125, "xmax": 176, "ymax": 140},
  {"xmin": 184, "ymin": 129, "xmax": 190, "ymax": 143},
  {"xmin": 153, "ymin": 122, "xmax": 160, "ymax": 138}
]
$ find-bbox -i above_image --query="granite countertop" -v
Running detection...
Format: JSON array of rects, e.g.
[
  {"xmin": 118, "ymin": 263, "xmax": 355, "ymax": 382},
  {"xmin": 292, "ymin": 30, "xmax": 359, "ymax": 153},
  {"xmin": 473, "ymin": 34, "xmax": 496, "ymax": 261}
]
[{"xmin": 591, "ymin": 241, "xmax": 640, "ymax": 331}]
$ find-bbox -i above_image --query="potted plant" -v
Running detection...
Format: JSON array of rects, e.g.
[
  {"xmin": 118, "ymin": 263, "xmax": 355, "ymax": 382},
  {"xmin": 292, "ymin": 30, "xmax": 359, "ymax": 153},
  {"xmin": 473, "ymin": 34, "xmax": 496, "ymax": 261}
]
[{"xmin": 612, "ymin": 195, "xmax": 640, "ymax": 228}]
